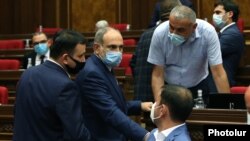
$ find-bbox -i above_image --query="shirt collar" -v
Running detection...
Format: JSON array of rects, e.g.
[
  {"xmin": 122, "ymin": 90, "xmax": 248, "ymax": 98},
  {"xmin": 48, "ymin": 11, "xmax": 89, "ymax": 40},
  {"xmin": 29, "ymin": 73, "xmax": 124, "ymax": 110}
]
[
  {"xmin": 220, "ymin": 22, "xmax": 235, "ymax": 33},
  {"xmin": 47, "ymin": 58, "xmax": 71, "ymax": 78},
  {"xmin": 153, "ymin": 123, "xmax": 185, "ymax": 141}
]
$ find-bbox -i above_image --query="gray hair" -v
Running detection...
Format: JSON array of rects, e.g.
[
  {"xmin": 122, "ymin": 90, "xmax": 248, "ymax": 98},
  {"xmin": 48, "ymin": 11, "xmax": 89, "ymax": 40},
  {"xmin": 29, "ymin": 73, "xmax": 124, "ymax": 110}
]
[
  {"xmin": 94, "ymin": 27, "xmax": 108, "ymax": 44},
  {"xmin": 95, "ymin": 20, "xmax": 109, "ymax": 30},
  {"xmin": 170, "ymin": 5, "xmax": 196, "ymax": 23},
  {"xmin": 94, "ymin": 27, "xmax": 119, "ymax": 44}
]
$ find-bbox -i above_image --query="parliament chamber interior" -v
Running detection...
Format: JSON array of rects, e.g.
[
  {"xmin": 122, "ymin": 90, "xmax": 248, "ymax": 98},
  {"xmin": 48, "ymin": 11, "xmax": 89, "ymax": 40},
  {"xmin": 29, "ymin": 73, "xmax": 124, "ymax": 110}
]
[{"xmin": 0, "ymin": 0, "xmax": 250, "ymax": 141}]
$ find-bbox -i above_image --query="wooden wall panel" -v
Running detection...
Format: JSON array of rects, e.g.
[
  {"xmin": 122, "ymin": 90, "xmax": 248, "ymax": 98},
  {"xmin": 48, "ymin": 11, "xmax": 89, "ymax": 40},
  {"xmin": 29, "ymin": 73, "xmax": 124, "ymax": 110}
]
[
  {"xmin": 71, "ymin": 0, "xmax": 157, "ymax": 32},
  {"xmin": 235, "ymin": 0, "xmax": 250, "ymax": 28},
  {"xmin": 71, "ymin": 0, "xmax": 117, "ymax": 32},
  {"xmin": 13, "ymin": 0, "xmax": 43, "ymax": 34},
  {"xmin": 0, "ymin": 0, "xmax": 250, "ymax": 34},
  {"xmin": 59, "ymin": 0, "xmax": 71, "ymax": 28},
  {"xmin": 0, "ymin": 0, "xmax": 67, "ymax": 34},
  {"xmin": 130, "ymin": 0, "xmax": 158, "ymax": 29},
  {"xmin": 0, "ymin": 0, "xmax": 14, "ymax": 34},
  {"xmin": 41, "ymin": 0, "xmax": 69, "ymax": 29}
]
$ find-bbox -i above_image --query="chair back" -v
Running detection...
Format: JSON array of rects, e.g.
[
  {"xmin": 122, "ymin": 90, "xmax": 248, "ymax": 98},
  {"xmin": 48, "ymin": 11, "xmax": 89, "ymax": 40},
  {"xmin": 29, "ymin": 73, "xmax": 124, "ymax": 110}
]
[
  {"xmin": 0, "ymin": 39, "xmax": 24, "ymax": 49},
  {"xmin": 0, "ymin": 59, "xmax": 20, "ymax": 70},
  {"xmin": 119, "ymin": 53, "xmax": 133, "ymax": 75},
  {"xmin": 230, "ymin": 86, "xmax": 247, "ymax": 94},
  {"xmin": 110, "ymin": 24, "xmax": 128, "ymax": 31},
  {"xmin": 0, "ymin": 86, "xmax": 8, "ymax": 104},
  {"xmin": 237, "ymin": 18, "xmax": 244, "ymax": 33},
  {"xmin": 36, "ymin": 27, "xmax": 62, "ymax": 35},
  {"xmin": 123, "ymin": 39, "xmax": 137, "ymax": 46}
]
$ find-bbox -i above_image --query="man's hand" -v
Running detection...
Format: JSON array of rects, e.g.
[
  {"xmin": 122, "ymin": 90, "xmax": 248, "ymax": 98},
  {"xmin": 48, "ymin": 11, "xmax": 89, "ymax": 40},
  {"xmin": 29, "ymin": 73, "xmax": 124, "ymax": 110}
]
[{"xmin": 141, "ymin": 102, "xmax": 153, "ymax": 112}]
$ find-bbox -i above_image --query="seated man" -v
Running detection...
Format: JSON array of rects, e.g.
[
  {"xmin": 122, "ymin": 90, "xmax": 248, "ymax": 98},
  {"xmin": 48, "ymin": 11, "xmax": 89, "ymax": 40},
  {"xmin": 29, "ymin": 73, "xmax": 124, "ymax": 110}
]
[
  {"xmin": 148, "ymin": 84, "xmax": 193, "ymax": 141},
  {"xmin": 23, "ymin": 32, "xmax": 52, "ymax": 69}
]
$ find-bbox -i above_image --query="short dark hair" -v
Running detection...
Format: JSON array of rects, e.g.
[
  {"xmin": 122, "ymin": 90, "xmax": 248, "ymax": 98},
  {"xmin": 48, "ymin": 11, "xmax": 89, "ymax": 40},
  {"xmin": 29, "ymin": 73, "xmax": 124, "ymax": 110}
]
[
  {"xmin": 160, "ymin": 84, "xmax": 193, "ymax": 122},
  {"xmin": 31, "ymin": 32, "xmax": 48, "ymax": 44},
  {"xmin": 159, "ymin": 0, "xmax": 182, "ymax": 22},
  {"xmin": 52, "ymin": 29, "xmax": 64, "ymax": 43},
  {"xmin": 50, "ymin": 30, "xmax": 86, "ymax": 59},
  {"xmin": 214, "ymin": 0, "xmax": 239, "ymax": 22}
]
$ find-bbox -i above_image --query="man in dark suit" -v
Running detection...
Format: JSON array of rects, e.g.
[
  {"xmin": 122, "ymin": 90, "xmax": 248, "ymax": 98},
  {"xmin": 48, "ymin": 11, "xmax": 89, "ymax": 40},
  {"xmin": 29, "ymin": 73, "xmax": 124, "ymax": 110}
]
[
  {"xmin": 130, "ymin": 0, "xmax": 182, "ymax": 131},
  {"xmin": 148, "ymin": 0, "xmax": 193, "ymax": 28},
  {"xmin": 75, "ymin": 27, "xmax": 153, "ymax": 141},
  {"xmin": 13, "ymin": 30, "xmax": 90, "ymax": 141},
  {"xmin": 22, "ymin": 32, "xmax": 52, "ymax": 69},
  {"xmin": 208, "ymin": 0, "xmax": 245, "ymax": 92}
]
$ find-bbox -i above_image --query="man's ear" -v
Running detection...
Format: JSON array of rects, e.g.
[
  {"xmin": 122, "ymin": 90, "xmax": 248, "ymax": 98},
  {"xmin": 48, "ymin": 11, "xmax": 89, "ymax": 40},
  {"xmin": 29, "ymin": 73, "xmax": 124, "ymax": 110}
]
[
  {"xmin": 93, "ymin": 43, "xmax": 100, "ymax": 54},
  {"xmin": 162, "ymin": 104, "xmax": 169, "ymax": 117},
  {"xmin": 47, "ymin": 39, "xmax": 53, "ymax": 47},
  {"xmin": 192, "ymin": 23, "xmax": 197, "ymax": 32},
  {"xmin": 61, "ymin": 53, "xmax": 69, "ymax": 65},
  {"xmin": 227, "ymin": 11, "xmax": 234, "ymax": 18}
]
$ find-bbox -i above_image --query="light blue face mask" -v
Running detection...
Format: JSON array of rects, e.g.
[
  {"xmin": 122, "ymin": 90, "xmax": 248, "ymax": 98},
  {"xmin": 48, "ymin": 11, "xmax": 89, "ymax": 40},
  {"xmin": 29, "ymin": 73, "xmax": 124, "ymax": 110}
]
[
  {"xmin": 213, "ymin": 14, "xmax": 226, "ymax": 29},
  {"xmin": 34, "ymin": 43, "xmax": 49, "ymax": 55},
  {"xmin": 102, "ymin": 51, "xmax": 122, "ymax": 68},
  {"xmin": 168, "ymin": 32, "xmax": 186, "ymax": 46}
]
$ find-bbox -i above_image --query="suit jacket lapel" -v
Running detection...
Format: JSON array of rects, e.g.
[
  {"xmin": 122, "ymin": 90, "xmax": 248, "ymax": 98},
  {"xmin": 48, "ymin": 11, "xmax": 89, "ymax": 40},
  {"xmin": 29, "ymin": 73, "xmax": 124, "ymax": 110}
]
[{"xmin": 92, "ymin": 55, "xmax": 127, "ymax": 110}]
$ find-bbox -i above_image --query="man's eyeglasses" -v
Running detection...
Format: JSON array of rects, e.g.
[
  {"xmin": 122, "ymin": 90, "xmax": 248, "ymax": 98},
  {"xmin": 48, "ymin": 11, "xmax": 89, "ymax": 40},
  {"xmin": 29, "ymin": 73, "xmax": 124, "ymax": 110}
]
[{"xmin": 32, "ymin": 40, "xmax": 47, "ymax": 46}]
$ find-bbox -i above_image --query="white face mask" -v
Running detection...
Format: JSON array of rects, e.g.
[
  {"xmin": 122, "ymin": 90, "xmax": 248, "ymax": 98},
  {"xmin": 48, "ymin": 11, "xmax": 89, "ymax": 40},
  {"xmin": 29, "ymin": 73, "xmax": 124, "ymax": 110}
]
[
  {"xmin": 212, "ymin": 13, "xmax": 226, "ymax": 29},
  {"xmin": 168, "ymin": 32, "xmax": 186, "ymax": 46},
  {"xmin": 150, "ymin": 103, "xmax": 162, "ymax": 123}
]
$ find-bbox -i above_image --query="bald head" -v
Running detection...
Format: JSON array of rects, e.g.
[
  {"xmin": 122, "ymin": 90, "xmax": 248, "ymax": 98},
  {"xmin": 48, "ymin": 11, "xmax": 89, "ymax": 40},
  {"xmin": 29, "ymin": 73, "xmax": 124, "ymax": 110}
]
[
  {"xmin": 245, "ymin": 86, "xmax": 250, "ymax": 113},
  {"xmin": 170, "ymin": 5, "xmax": 196, "ymax": 23}
]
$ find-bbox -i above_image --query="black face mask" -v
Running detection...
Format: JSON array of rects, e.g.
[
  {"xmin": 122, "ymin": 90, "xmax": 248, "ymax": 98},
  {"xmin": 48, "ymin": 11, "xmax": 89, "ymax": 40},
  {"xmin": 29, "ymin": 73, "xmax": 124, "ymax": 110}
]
[{"xmin": 66, "ymin": 56, "xmax": 85, "ymax": 75}]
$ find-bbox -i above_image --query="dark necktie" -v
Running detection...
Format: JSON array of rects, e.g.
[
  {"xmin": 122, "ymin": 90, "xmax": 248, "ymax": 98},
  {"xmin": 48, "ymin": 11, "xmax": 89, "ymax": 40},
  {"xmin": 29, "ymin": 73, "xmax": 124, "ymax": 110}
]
[{"xmin": 40, "ymin": 55, "xmax": 45, "ymax": 64}]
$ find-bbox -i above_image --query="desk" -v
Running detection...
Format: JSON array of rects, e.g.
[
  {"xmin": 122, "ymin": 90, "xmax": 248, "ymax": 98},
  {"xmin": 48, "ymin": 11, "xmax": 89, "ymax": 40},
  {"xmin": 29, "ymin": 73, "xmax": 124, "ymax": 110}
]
[
  {"xmin": 0, "ymin": 46, "xmax": 136, "ymax": 61},
  {"xmin": 0, "ymin": 30, "xmax": 144, "ymax": 41},
  {"xmin": 0, "ymin": 104, "xmax": 13, "ymax": 141},
  {"xmin": 0, "ymin": 67, "xmax": 128, "ymax": 104},
  {"xmin": 187, "ymin": 108, "xmax": 247, "ymax": 141},
  {"xmin": 0, "ymin": 105, "xmax": 247, "ymax": 141}
]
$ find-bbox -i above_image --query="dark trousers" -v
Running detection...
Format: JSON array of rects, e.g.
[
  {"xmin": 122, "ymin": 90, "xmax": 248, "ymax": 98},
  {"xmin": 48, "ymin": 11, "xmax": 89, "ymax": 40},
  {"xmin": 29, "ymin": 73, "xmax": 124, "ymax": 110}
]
[
  {"xmin": 188, "ymin": 77, "xmax": 209, "ymax": 99},
  {"xmin": 165, "ymin": 77, "xmax": 209, "ymax": 105},
  {"xmin": 165, "ymin": 77, "xmax": 209, "ymax": 99}
]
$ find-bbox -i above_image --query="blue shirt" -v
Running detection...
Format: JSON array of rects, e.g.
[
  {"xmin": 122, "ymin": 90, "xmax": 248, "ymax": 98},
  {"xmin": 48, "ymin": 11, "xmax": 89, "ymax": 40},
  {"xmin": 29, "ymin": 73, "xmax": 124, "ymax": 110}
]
[{"xmin": 147, "ymin": 19, "xmax": 222, "ymax": 87}]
